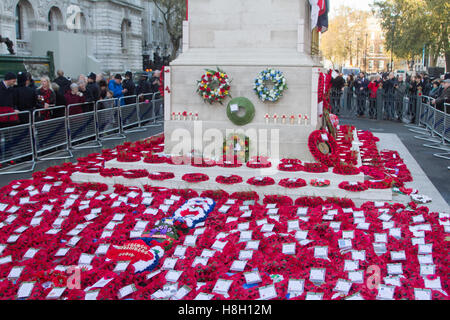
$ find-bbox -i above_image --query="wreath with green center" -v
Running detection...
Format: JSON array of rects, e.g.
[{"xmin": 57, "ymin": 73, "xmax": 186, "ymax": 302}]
[
  {"xmin": 197, "ymin": 68, "xmax": 232, "ymax": 104},
  {"xmin": 226, "ymin": 97, "xmax": 255, "ymax": 126},
  {"xmin": 254, "ymin": 68, "xmax": 287, "ymax": 102}
]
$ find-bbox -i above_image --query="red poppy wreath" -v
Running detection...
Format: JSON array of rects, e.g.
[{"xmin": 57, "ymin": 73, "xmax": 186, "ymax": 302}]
[
  {"xmin": 182, "ymin": 173, "xmax": 209, "ymax": 183},
  {"xmin": 148, "ymin": 172, "xmax": 175, "ymax": 181},
  {"xmin": 278, "ymin": 159, "xmax": 304, "ymax": 172},
  {"xmin": 143, "ymin": 154, "xmax": 168, "ymax": 164},
  {"xmin": 339, "ymin": 181, "xmax": 369, "ymax": 192},
  {"xmin": 303, "ymin": 162, "xmax": 329, "ymax": 173},
  {"xmin": 117, "ymin": 152, "xmax": 141, "ymax": 163},
  {"xmin": 216, "ymin": 175, "xmax": 244, "ymax": 185},
  {"xmin": 308, "ymin": 130, "xmax": 339, "ymax": 167},
  {"xmin": 279, "ymin": 178, "xmax": 307, "ymax": 189},
  {"xmin": 122, "ymin": 170, "xmax": 149, "ymax": 179},
  {"xmin": 247, "ymin": 176, "xmax": 276, "ymax": 186},
  {"xmin": 332, "ymin": 163, "xmax": 361, "ymax": 176}
]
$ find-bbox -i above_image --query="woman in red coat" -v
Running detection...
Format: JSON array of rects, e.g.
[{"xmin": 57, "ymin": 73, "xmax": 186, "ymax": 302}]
[
  {"xmin": 368, "ymin": 76, "xmax": 380, "ymax": 119},
  {"xmin": 64, "ymin": 83, "xmax": 86, "ymax": 115}
]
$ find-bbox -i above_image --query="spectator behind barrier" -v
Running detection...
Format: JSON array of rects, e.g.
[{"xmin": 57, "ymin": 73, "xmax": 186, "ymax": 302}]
[
  {"xmin": 65, "ymin": 83, "xmax": 85, "ymax": 115},
  {"xmin": 15, "ymin": 72, "xmax": 37, "ymax": 123},
  {"xmin": 0, "ymin": 72, "xmax": 19, "ymax": 127}
]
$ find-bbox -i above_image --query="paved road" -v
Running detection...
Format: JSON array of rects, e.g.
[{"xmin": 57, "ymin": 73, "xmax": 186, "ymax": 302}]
[
  {"xmin": 0, "ymin": 125, "xmax": 164, "ymax": 188},
  {"xmin": 340, "ymin": 117, "xmax": 450, "ymax": 205}
]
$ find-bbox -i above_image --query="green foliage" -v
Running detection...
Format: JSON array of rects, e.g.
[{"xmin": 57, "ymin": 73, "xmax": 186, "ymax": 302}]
[
  {"xmin": 372, "ymin": 0, "xmax": 449, "ymax": 68},
  {"xmin": 226, "ymin": 97, "xmax": 255, "ymax": 126}
]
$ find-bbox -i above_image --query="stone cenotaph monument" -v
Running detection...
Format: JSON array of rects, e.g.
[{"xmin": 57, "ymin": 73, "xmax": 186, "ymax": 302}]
[{"xmin": 163, "ymin": 0, "xmax": 322, "ymax": 161}]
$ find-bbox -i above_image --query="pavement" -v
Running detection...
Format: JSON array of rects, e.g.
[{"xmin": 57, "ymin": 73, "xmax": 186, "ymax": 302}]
[{"xmin": 340, "ymin": 117, "xmax": 450, "ymax": 206}]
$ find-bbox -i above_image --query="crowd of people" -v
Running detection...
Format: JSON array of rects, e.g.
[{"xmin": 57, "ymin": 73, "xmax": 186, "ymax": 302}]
[
  {"xmin": 330, "ymin": 70, "xmax": 450, "ymax": 114},
  {"xmin": 0, "ymin": 69, "xmax": 163, "ymax": 128}
]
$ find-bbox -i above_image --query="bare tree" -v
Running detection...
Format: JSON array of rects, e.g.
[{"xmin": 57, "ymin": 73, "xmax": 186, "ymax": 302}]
[{"xmin": 152, "ymin": 0, "xmax": 186, "ymax": 61}]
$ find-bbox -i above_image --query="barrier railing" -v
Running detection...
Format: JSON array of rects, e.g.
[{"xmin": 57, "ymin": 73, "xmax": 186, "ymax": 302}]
[
  {"xmin": 0, "ymin": 111, "xmax": 35, "ymax": 175},
  {"xmin": 96, "ymin": 98, "xmax": 126, "ymax": 141},
  {"xmin": 0, "ymin": 95, "xmax": 164, "ymax": 174},
  {"xmin": 407, "ymin": 96, "xmax": 450, "ymax": 161},
  {"xmin": 119, "ymin": 95, "xmax": 146, "ymax": 133},
  {"xmin": 68, "ymin": 102, "xmax": 101, "ymax": 150},
  {"xmin": 138, "ymin": 93, "xmax": 160, "ymax": 128},
  {"xmin": 33, "ymin": 105, "xmax": 73, "ymax": 161},
  {"xmin": 153, "ymin": 93, "xmax": 164, "ymax": 123}
]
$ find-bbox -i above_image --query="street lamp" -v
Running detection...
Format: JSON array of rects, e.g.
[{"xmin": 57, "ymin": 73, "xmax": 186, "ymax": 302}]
[
  {"xmin": 364, "ymin": 33, "xmax": 368, "ymax": 72},
  {"xmin": 390, "ymin": 20, "xmax": 396, "ymax": 72},
  {"xmin": 349, "ymin": 40, "xmax": 353, "ymax": 66},
  {"xmin": 357, "ymin": 37, "xmax": 361, "ymax": 68}
]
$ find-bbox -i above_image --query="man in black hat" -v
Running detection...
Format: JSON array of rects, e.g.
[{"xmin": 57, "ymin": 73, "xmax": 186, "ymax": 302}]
[
  {"xmin": 136, "ymin": 72, "xmax": 152, "ymax": 96},
  {"xmin": 14, "ymin": 72, "xmax": 37, "ymax": 123},
  {"xmin": 0, "ymin": 72, "xmax": 19, "ymax": 127},
  {"xmin": 85, "ymin": 72, "xmax": 100, "ymax": 104},
  {"xmin": 122, "ymin": 71, "xmax": 136, "ymax": 105},
  {"xmin": 0, "ymin": 73, "xmax": 17, "ymax": 108}
]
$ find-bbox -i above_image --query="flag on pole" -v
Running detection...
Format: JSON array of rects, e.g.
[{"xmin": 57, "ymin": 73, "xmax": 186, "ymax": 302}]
[
  {"xmin": 317, "ymin": 0, "xmax": 329, "ymax": 33},
  {"xmin": 310, "ymin": 0, "xmax": 329, "ymax": 33}
]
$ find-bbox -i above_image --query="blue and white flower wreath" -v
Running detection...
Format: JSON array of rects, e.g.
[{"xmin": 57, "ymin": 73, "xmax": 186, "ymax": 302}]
[{"xmin": 254, "ymin": 68, "xmax": 287, "ymax": 102}]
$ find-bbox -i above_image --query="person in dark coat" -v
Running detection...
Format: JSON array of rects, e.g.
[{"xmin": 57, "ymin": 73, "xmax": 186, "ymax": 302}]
[
  {"xmin": 331, "ymin": 70, "xmax": 346, "ymax": 91},
  {"xmin": 432, "ymin": 79, "xmax": 450, "ymax": 112},
  {"xmin": 86, "ymin": 72, "xmax": 100, "ymax": 104},
  {"xmin": 54, "ymin": 70, "xmax": 72, "ymax": 94},
  {"xmin": 0, "ymin": 72, "xmax": 19, "ymax": 128},
  {"xmin": 122, "ymin": 71, "xmax": 136, "ymax": 105},
  {"xmin": 65, "ymin": 83, "xmax": 86, "ymax": 115},
  {"xmin": 136, "ymin": 73, "xmax": 152, "ymax": 97},
  {"xmin": 149, "ymin": 70, "xmax": 161, "ymax": 94},
  {"xmin": 14, "ymin": 72, "xmax": 37, "ymax": 123}
]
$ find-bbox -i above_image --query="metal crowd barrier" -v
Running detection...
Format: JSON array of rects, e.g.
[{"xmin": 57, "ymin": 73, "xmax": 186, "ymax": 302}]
[
  {"xmin": 96, "ymin": 98, "xmax": 126, "ymax": 141},
  {"xmin": 119, "ymin": 95, "xmax": 146, "ymax": 133},
  {"xmin": 407, "ymin": 96, "xmax": 450, "ymax": 161},
  {"xmin": 33, "ymin": 105, "xmax": 73, "ymax": 161},
  {"xmin": 0, "ymin": 94, "xmax": 164, "ymax": 174},
  {"xmin": 153, "ymin": 93, "xmax": 164, "ymax": 123},
  {"xmin": 0, "ymin": 111, "xmax": 35, "ymax": 175},
  {"xmin": 138, "ymin": 93, "xmax": 161, "ymax": 128},
  {"xmin": 68, "ymin": 102, "xmax": 101, "ymax": 150}
]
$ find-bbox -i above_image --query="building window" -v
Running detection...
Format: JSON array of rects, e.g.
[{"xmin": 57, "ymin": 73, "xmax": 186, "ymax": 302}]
[
  {"xmin": 379, "ymin": 61, "xmax": 385, "ymax": 70},
  {"xmin": 15, "ymin": 5, "xmax": 22, "ymax": 39},
  {"xmin": 121, "ymin": 20, "xmax": 130, "ymax": 49}
]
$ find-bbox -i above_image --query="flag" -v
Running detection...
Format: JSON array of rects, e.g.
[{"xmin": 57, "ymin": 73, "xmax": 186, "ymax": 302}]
[
  {"xmin": 309, "ymin": 0, "xmax": 320, "ymax": 31},
  {"xmin": 317, "ymin": 0, "xmax": 329, "ymax": 33}
]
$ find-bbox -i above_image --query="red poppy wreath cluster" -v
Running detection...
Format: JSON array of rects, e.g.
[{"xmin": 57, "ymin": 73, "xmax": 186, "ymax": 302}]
[{"xmin": 0, "ymin": 130, "xmax": 448, "ymax": 301}]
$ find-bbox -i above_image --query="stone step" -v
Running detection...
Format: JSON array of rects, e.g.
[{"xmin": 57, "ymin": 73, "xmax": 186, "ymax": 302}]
[
  {"xmin": 105, "ymin": 159, "xmax": 366, "ymax": 184},
  {"xmin": 71, "ymin": 172, "xmax": 393, "ymax": 201}
]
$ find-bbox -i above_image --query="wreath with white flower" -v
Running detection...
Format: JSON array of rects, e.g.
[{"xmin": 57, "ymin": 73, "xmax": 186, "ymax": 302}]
[
  {"xmin": 254, "ymin": 68, "xmax": 287, "ymax": 102},
  {"xmin": 197, "ymin": 68, "xmax": 232, "ymax": 104},
  {"xmin": 172, "ymin": 197, "xmax": 216, "ymax": 229}
]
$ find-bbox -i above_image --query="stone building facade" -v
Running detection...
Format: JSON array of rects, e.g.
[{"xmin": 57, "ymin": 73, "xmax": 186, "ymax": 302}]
[{"xmin": 0, "ymin": 0, "xmax": 172, "ymax": 75}]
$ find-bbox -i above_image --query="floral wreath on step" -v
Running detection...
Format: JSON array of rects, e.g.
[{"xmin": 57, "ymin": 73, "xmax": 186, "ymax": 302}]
[
  {"xmin": 308, "ymin": 130, "xmax": 339, "ymax": 167},
  {"xmin": 339, "ymin": 181, "xmax": 369, "ymax": 192},
  {"xmin": 247, "ymin": 176, "xmax": 276, "ymax": 186},
  {"xmin": 279, "ymin": 178, "xmax": 307, "ymax": 189},
  {"xmin": 197, "ymin": 68, "xmax": 232, "ymax": 104},
  {"xmin": 254, "ymin": 68, "xmax": 287, "ymax": 102},
  {"xmin": 216, "ymin": 175, "xmax": 244, "ymax": 185}
]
